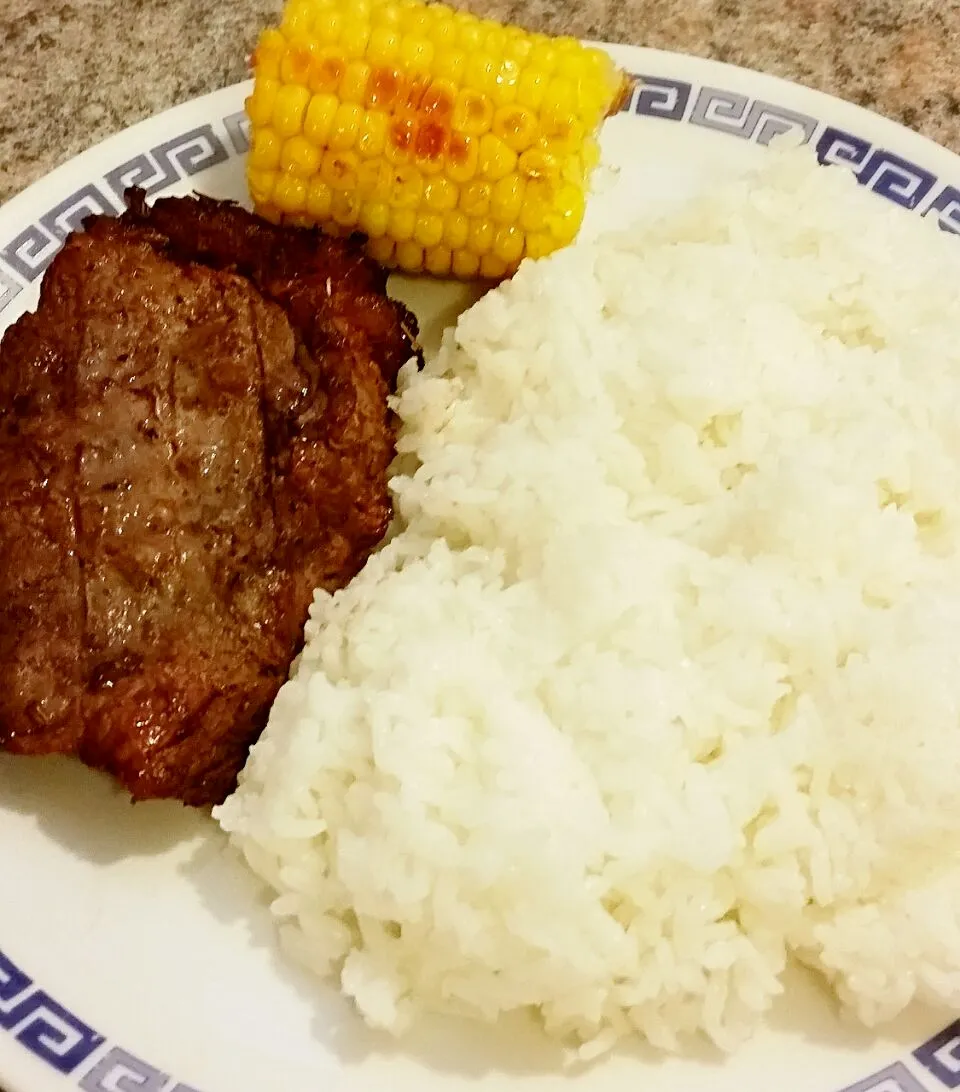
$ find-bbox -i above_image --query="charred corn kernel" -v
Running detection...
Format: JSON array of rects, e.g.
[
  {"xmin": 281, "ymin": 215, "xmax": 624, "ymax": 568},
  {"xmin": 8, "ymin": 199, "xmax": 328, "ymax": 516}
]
[
  {"xmin": 258, "ymin": 202, "xmax": 283, "ymax": 224},
  {"xmin": 281, "ymin": 134, "xmax": 322, "ymax": 175},
  {"xmin": 306, "ymin": 177, "xmax": 334, "ymax": 218},
  {"xmin": 273, "ymin": 173, "xmax": 307, "ymax": 213},
  {"xmin": 447, "ymin": 132, "xmax": 479, "ymax": 182},
  {"xmin": 395, "ymin": 239, "xmax": 424, "ymax": 271},
  {"xmin": 247, "ymin": 0, "xmax": 631, "ymax": 277},
  {"xmin": 321, "ymin": 149, "xmax": 360, "ymax": 190},
  {"xmin": 254, "ymin": 29, "xmax": 286, "ymax": 79},
  {"xmin": 249, "ymin": 128, "xmax": 283, "ymax": 169},
  {"xmin": 492, "ymin": 104, "xmax": 538, "ymax": 152},
  {"xmin": 424, "ymin": 244, "xmax": 453, "ymax": 276},
  {"xmin": 423, "ymin": 176, "xmax": 458, "ymax": 212},
  {"xmin": 453, "ymin": 89, "xmax": 494, "ymax": 136},
  {"xmin": 414, "ymin": 211, "xmax": 444, "ymax": 247},
  {"xmin": 443, "ymin": 208, "xmax": 470, "ymax": 249}
]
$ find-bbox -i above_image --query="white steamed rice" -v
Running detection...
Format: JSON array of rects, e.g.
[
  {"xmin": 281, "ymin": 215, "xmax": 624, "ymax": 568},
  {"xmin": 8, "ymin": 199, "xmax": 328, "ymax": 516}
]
[{"xmin": 215, "ymin": 148, "xmax": 960, "ymax": 1054}]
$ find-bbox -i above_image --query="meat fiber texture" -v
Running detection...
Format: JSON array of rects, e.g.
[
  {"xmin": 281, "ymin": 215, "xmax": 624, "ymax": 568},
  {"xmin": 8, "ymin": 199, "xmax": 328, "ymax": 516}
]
[
  {"xmin": 218, "ymin": 150, "xmax": 960, "ymax": 1055},
  {"xmin": 0, "ymin": 190, "xmax": 418, "ymax": 806}
]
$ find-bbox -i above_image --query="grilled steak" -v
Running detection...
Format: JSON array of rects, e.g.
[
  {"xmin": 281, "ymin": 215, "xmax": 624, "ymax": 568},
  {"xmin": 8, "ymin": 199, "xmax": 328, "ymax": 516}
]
[{"xmin": 0, "ymin": 191, "xmax": 418, "ymax": 806}]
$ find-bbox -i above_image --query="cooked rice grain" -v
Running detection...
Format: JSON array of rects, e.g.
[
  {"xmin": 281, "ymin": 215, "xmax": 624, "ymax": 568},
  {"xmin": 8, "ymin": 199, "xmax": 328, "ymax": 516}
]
[{"xmin": 216, "ymin": 150, "xmax": 960, "ymax": 1053}]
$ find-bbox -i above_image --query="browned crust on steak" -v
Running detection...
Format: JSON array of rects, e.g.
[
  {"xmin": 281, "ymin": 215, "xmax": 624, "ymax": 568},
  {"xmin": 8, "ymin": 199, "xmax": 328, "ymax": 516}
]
[{"xmin": 0, "ymin": 194, "xmax": 417, "ymax": 806}]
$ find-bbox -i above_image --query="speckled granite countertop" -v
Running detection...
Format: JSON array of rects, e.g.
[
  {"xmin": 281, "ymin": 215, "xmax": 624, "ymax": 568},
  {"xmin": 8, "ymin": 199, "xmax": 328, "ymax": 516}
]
[{"xmin": 1, "ymin": 0, "xmax": 959, "ymax": 205}]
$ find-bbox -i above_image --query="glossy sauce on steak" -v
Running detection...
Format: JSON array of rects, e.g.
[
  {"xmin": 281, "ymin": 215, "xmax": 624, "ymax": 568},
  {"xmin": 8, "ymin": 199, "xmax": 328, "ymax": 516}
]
[{"xmin": 0, "ymin": 191, "xmax": 418, "ymax": 806}]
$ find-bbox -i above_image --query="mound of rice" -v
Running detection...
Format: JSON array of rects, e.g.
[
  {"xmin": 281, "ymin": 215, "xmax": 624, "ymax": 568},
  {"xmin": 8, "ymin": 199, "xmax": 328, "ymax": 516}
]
[{"xmin": 215, "ymin": 149, "xmax": 960, "ymax": 1054}]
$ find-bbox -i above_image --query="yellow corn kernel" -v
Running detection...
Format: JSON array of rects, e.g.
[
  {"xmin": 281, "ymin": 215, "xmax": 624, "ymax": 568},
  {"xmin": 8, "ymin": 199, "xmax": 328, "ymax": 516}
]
[
  {"xmin": 480, "ymin": 253, "xmax": 508, "ymax": 279},
  {"xmin": 460, "ymin": 180, "xmax": 491, "ymax": 217},
  {"xmin": 413, "ymin": 211, "xmax": 444, "ymax": 247},
  {"xmin": 519, "ymin": 178, "xmax": 552, "ymax": 232},
  {"xmin": 249, "ymin": 128, "xmax": 283, "ymax": 169},
  {"xmin": 524, "ymin": 231, "xmax": 553, "ymax": 260},
  {"xmin": 247, "ymin": 78, "xmax": 280, "ymax": 127},
  {"xmin": 306, "ymin": 177, "xmax": 334, "ymax": 218},
  {"xmin": 545, "ymin": 181, "xmax": 585, "ymax": 244},
  {"xmin": 424, "ymin": 244, "xmax": 453, "ymax": 276},
  {"xmin": 313, "ymin": 8, "xmax": 343, "ymax": 43},
  {"xmin": 304, "ymin": 92, "xmax": 339, "ymax": 144},
  {"xmin": 447, "ymin": 132, "xmax": 479, "ymax": 183},
  {"xmin": 423, "ymin": 176, "xmax": 459, "ymax": 212},
  {"xmin": 434, "ymin": 48, "xmax": 467, "ymax": 84},
  {"xmin": 468, "ymin": 218, "xmax": 494, "ymax": 254},
  {"xmin": 492, "ymin": 104, "xmax": 538, "ymax": 152},
  {"xmin": 273, "ymin": 83, "xmax": 311, "ymax": 137},
  {"xmin": 477, "ymin": 133, "xmax": 517, "ymax": 181},
  {"xmin": 389, "ymin": 206, "xmax": 417, "ymax": 241},
  {"xmin": 389, "ymin": 163, "xmax": 423, "ymax": 208},
  {"xmin": 328, "ymin": 101, "xmax": 363, "ymax": 149},
  {"xmin": 399, "ymin": 36, "xmax": 435, "ymax": 71},
  {"xmin": 357, "ymin": 158, "xmax": 393, "ymax": 198},
  {"xmin": 331, "ymin": 189, "xmax": 362, "ymax": 227},
  {"xmin": 247, "ymin": 167, "xmax": 277, "ymax": 205},
  {"xmin": 441, "ymin": 209, "xmax": 468, "ymax": 252},
  {"xmin": 358, "ymin": 200, "xmax": 391, "ymax": 236},
  {"xmin": 281, "ymin": 0, "xmax": 314, "ymax": 38},
  {"xmin": 518, "ymin": 147, "xmax": 561, "ymax": 183},
  {"xmin": 340, "ymin": 60, "xmax": 371, "ymax": 102},
  {"xmin": 367, "ymin": 26, "xmax": 401, "ymax": 65},
  {"xmin": 395, "ymin": 239, "xmax": 424, "ymax": 271},
  {"xmin": 515, "ymin": 68, "xmax": 547, "ymax": 110},
  {"xmin": 452, "ymin": 249, "xmax": 481, "ymax": 278},
  {"xmin": 341, "ymin": 19, "xmax": 371, "ymax": 59},
  {"xmin": 281, "ymin": 134, "xmax": 322, "ymax": 175},
  {"xmin": 248, "ymin": 0, "xmax": 630, "ymax": 278},
  {"xmin": 273, "ymin": 173, "xmax": 308, "ymax": 213},
  {"xmin": 465, "ymin": 54, "xmax": 498, "ymax": 99},
  {"xmin": 367, "ymin": 235, "xmax": 397, "ymax": 265},
  {"xmin": 321, "ymin": 149, "xmax": 360, "ymax": 190},
  {"xmin": 491, "ymin": 58, "xmax": 520, "ymax": 107},
  {"xmin": 253, "ymin": 29, "xmax": 286, "ymax": 80},
  {"xmin": 490, "ymin": 175, "xmax": 524, "ymax": 224},
  {"xmin": 493, "ymin": 223, "xmax": 524, "ymax": 265},
  {"xmin": 356, "ymin": 110, "xmax": 389, "ymax": 158},
  {"xmin": 452, "ymin": 89, "xmax": 494, "ymax": 136}
]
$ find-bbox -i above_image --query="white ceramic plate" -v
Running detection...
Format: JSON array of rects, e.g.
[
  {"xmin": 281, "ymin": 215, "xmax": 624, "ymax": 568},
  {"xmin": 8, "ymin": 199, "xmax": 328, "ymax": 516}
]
[{"xmin": 2, "ymin": 42, "xmax": 960, "ymax": 1092}]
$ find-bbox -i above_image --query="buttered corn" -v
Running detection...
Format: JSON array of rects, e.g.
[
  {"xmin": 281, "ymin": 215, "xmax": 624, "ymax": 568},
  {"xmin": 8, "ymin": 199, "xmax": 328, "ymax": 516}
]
[{"xmin": 246, "ymin": 0, "xmax": 631, "ymax": 277}]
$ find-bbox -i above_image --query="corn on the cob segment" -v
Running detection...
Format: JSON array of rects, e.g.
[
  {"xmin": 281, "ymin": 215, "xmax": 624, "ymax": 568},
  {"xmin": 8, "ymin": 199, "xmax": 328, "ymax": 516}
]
[{"xmin": 246, "ymin": 0, "xmax": 630, "ymax": 277}]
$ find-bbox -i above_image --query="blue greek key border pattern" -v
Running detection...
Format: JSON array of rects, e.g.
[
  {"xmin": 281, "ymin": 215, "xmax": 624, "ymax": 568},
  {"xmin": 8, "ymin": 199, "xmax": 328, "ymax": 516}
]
[
  {"xmin": 0, "ymin": 78, "xmax": 959, "ymax": 1090},
  {"xmin": 1, "ymin": 949, "xmax": 202, "ymax": 1090}
]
